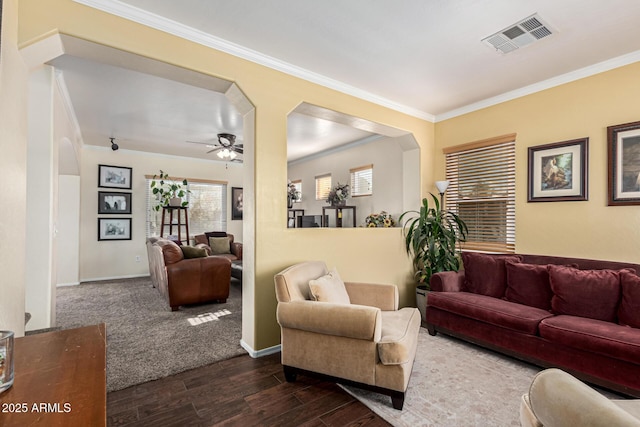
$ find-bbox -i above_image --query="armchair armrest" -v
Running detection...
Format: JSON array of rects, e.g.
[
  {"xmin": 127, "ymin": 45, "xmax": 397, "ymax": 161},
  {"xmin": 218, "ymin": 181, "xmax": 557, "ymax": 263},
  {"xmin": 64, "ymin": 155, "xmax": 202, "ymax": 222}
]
[
  {"xmin": 277, "ymin": 301, "xmax": 382, "ymax": 341},
  {"xmin": 231, "ymin": 242, "xmax": 243, "ymax": 260},
  {"xmin": 344, "ymin": 282, "xmax": 398, "ymax": 311},
  {"xmin": 430, "ymin": 270, "xmax": 464, "ymax": 292}
]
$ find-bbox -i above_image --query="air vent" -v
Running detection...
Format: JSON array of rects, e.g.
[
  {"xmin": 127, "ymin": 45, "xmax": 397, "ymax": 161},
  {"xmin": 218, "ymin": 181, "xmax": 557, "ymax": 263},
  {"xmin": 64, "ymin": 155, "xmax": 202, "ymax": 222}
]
[{"xmin": 482, "ymin": 13, "xmax": 554, "ymax": 54}]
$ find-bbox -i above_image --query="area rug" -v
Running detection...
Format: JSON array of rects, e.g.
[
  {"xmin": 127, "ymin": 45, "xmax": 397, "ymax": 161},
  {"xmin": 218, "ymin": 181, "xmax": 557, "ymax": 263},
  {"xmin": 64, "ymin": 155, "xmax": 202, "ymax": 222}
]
[
  {"xmin": 56, "ymin": 277, "xmax": 244, "ymax": 392},
  {"xmin": 343, "ymin": 328, "xmax": 539, "ymax": 426}
]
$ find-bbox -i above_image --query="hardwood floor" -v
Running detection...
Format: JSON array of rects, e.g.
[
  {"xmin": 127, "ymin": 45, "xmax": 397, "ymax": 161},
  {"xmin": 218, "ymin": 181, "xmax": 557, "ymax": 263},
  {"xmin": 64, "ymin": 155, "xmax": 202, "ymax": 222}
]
[{"xmin": 107, "ymin": 352, "xmax": 392, "ymax": 427}]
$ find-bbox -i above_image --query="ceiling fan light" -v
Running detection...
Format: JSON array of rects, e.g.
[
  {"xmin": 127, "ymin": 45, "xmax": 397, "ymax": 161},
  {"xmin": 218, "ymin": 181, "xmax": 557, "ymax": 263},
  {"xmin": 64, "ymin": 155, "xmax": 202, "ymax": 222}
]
[
  {"xmin": 229, "ymin": 151, "xmax": 237, "ymax": 159},
  {"xmin": 217, "ymin": 151, "xmax": 225, "ymax": 159}
]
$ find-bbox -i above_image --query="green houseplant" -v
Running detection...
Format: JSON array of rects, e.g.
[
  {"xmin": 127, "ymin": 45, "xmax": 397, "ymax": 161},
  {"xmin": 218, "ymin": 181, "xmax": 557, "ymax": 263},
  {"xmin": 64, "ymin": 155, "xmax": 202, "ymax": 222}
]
[
  {"xmin": 399, "ymin": 194, "xmax": 467, "ymax": 319},
  {"xmin": 150, "ymin": 170, "xmax": 190, "ymax": 211}
]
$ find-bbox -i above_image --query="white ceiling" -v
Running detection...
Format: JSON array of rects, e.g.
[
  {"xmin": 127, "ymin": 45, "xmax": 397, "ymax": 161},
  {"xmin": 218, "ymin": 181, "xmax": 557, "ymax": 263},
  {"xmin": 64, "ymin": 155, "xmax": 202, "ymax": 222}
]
[{"xmin": 60, "ymin": 0, "xmax": 640, "ymax": 159}]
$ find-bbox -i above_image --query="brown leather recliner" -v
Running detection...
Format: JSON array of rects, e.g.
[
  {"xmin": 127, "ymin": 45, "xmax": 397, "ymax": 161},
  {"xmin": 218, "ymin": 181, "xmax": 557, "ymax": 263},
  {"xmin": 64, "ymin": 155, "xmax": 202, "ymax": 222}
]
[
  {"xmin": 193, "ymin": 232, "xmax": 243, "ymax": 261},
  {"xmin": 146, "ymin": 237, "xmax": 231, "ymax": 311}
]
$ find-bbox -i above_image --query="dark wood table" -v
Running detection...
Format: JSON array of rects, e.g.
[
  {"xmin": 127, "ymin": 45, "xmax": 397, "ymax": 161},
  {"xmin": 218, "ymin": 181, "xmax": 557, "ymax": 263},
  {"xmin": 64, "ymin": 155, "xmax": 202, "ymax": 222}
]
[
  {"xmin": 0, "ymin": 324, "xmax": 107, "ymax": 426},
  {"xmin": 322, "ymin": 205, "xmax": 357, "ymax": 227}
]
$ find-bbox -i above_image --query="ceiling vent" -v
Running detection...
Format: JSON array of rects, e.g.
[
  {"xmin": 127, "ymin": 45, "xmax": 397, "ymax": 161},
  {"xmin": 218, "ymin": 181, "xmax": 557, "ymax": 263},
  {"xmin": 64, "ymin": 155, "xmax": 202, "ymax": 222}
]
[{"xmin": 482, "ymin": 14, "xmax": 554, "ymax": 54}]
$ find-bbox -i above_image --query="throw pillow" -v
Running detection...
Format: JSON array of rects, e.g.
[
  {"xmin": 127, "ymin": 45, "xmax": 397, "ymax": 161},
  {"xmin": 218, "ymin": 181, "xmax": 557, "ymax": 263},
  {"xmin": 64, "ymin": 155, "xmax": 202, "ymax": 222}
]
[
  {"xmin": 462, "ymin": 252, "xmax": 523, "ymax": 298},
  {"xmin": 618, "ymin": 270, "xmax": 640, "ymax": 328},
  {"xmin": 180, "ymin": 245, "xmax": 208, "ymax": 259},
  {"xmin": 208, "ymin": 237, "xmax": 231, "ymax": 255},
  {"xmin": 308, "ymin": 268, "xmax": 351, "ymax": 305},
  {"xmin": 505, "ymin": 261, "xmax": 554, "ymax": 310},
  {"xmin": 548, "ymin": 265, "xmax": 622, "ymax": 322}
]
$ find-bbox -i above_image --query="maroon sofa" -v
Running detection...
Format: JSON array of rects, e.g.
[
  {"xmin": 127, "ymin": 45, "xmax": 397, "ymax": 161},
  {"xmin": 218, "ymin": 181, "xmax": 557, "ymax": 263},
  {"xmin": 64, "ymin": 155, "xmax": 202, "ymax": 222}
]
[{"xmin": 426, "ymin": 252, "xmax": 640, "ymax": 397}]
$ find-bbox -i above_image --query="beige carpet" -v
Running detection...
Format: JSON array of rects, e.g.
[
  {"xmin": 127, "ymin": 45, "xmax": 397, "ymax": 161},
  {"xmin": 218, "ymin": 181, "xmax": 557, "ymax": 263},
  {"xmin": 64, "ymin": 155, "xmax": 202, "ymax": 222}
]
[{"xmin": 344, "ymin": 328, "xmax": 540, "ymax": 427}]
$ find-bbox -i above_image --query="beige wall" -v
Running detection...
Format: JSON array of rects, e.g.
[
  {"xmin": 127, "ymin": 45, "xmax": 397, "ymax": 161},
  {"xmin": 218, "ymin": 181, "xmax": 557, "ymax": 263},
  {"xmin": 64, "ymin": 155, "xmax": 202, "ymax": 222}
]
[
  {"xmin": 0, "ymin": 0, "xmax": 29, "ymax": 336},
  {"xmin": 434, "ymin": 62, "xmax": 640, "ymax": 263},
  {"xmin": 80, "ymin": 147, "xmax": 243, "ymax": 281}
]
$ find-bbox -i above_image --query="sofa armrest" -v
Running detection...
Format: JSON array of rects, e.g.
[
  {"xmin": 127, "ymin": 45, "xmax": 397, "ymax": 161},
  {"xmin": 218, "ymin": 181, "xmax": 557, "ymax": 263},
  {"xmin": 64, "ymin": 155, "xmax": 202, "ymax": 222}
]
[
  {"xmin": 277, "ymin": 301, "xmax": 382, "ymax": 341},
  {"xmin": 231, "ymin": 242, "xmax": 243, "ymax": 260},
  {"xmin": 529, "ymin": 368, "xmax": 640, "ymax": 427},
  {"xmin": 344, "ymin": 282, "xmax": 398, "ymax": 311},
  {"xmin": 430, "ymin": 270, "xmax": 464, "ymax": 292}
]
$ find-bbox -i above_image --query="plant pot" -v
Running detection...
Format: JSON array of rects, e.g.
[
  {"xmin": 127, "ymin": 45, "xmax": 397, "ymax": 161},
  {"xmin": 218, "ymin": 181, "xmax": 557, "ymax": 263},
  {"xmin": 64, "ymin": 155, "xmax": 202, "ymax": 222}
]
[
  {"xmin": 169, "ymin": 197, "xmax": 182, "ymax": 207},
  {"xmin": 416, "ymin": 285, "xmax": 428, "ymax": 322},
  {"xmin": 331, "ymin": 200, "xmax": 346, "ymax": 207}
]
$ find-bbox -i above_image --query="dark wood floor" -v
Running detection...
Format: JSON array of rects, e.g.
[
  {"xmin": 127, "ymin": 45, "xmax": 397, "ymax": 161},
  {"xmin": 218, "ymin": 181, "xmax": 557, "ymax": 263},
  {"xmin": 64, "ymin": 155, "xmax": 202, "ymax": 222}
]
[{"xmin": 107, "ymin": 352, "xmax": 392, "ymax": 427}]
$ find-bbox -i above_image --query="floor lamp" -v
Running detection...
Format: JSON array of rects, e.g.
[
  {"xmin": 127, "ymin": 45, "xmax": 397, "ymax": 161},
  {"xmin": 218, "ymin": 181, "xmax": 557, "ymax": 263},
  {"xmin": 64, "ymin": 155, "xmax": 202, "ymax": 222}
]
[{"xmin": 435, "ymin": 180, "xmax": 450, "ymax": 209}]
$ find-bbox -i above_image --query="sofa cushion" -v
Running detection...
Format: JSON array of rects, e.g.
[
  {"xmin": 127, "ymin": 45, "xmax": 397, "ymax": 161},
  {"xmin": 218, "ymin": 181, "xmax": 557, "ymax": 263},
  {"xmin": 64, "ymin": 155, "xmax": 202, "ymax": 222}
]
[
  {"xmin": 378, "ymin": 308, "xmax": 420, "ymax": 365},
  {"xmin": 309, "ymin": 268, "xmax": 351, "ymax": 305},
  {"xmin": 427, "ymin": 291, "xmax": 553, "ymax": 335},
  {"xmin": 548, "ymin": 265, "xmax": 622, "ymax": 322},
  {"xmin": 180, "ymin": 245, "xmax": 208, "ymax": 259},
  {"xmin": 156, "ymin": 239, "xmax": 184, "ymax": 264},
  {"xmin": 462, "ymin": 252, "xmax": 523, "ymax": 298},
  {"xmin": 505, "ymin": 261, "xmax": 554, "ymax": 311},
  {"xmin": 619, "ymin": 270, "xmax": 640, "ymax": 328},
  {"xmin": 539, "ymin": 315, "xmax": 640, "ymax": 365},
  {"xmin": 209, "ymin": 237, "xmax": 231, "ymax": 255}
]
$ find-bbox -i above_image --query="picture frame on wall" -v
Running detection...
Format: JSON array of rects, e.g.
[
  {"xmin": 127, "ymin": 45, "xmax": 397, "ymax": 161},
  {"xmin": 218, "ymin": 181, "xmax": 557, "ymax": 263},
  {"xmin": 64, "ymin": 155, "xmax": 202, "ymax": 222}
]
[
  {"xmin": 98, "ymin": 164, "xmax": 132, "ymax": 189},
  {"xmin": 98, "ymin": 218, "xmax": 132, "ymax": 241},
  {"xmin": 231, "ymin": 187, "xmax": 243, "ymax": 220},
  {"xmin": 98, "ymin": 191, "xmax": 132, "ymax": 214},
  {"xmin": 607, "ymin": 120, "xmax": 640, "ymax": 206},
  {"xmin": 528, "ymin": 138, "xmax": 588, "ymax": 202}
]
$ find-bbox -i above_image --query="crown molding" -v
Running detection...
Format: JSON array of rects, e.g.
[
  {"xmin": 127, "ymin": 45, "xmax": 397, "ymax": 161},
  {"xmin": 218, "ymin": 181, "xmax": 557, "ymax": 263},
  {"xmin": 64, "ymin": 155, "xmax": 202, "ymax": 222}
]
[
  {"xmin": 73, "ymin": 0, "xmax": 434, "ymax": 122},
  {"xmin": 435, "ymin": 49, "xmax": 640, "ymax": 122}
]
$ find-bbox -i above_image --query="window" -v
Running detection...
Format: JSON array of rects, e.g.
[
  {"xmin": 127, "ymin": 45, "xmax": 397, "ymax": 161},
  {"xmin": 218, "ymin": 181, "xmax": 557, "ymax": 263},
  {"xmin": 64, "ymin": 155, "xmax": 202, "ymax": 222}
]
[
  {"xmin": 315, "ymin": 173, "xmax": 331, "ymax": 201},
  {"xmin": 444, "ymin": 134, "xmax": 516, "ymax": 253},
  {"xmin": 290, "ymin": 179, "xmax": 302, "ymax": 202},
  {"xmin": 146, "ymin": 177, "xmax": 227, "ymax": 239},
  {"xmin": 350, "ymin": 164, "xmax": 373, "ymax": 197}
]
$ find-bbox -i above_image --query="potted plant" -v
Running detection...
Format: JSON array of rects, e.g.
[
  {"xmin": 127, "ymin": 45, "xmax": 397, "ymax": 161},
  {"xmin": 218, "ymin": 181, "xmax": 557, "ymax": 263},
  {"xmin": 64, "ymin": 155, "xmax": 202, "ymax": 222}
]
[
  {"xmin": 150, "ymin": 170, "xmax": 190, "ymax": 211},
  {"xmin": 287, "ymin": 181, "xmax": 300, "ymax": 208},
  {"xmin": 326, "ymin": 182, "xmax": 349, "ymax": 206},
  {"xmin": 399, "ymin": 193, "xmax": 467, "ymax": 320}
]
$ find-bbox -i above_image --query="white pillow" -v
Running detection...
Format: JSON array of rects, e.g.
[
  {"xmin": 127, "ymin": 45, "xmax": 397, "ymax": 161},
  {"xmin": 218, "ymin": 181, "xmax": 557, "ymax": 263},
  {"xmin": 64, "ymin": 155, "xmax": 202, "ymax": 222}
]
[{"xmin": 308, "ymin": 268, "xmax": 351, "ymax": 305}]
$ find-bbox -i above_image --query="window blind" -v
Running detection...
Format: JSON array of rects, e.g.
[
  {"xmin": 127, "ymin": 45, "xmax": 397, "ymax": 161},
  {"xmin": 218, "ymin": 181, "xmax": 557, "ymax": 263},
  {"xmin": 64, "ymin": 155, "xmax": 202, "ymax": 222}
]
[
  {"xmin": 445, "ymin": 136, "xmax": 516, "ymax": 253},
  {"xmin": 146, "ymin": 178, "xmax": 227, "ymax": 239},
  {"xmin": 350, "ymin": 164, "xmax": 373, "ymax": 197},
  {"xmin": 315, "ymin": 174, "xmax": 331, "ymax": 201}
]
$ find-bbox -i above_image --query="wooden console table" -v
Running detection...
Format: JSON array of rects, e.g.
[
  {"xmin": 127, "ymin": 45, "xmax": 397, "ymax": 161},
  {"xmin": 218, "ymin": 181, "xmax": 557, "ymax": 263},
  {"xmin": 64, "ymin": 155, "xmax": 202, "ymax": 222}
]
[
  {"xmin": 322, "ymin": 205, "xmax": 357, "ymax": 228},
  {"xmin": 0, "ymin": 324, "xmax": 106, "ymax": 426}
]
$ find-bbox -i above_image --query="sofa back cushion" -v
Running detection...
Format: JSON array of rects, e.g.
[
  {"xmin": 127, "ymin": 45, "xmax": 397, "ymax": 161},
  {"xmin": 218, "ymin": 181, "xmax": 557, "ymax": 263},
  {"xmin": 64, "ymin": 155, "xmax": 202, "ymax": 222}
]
[
  {"xmin": 505, "ymin": 261, "xmax": 554, "ymax": 310},
  {"xmin": 156, "ymin": 239, "xmax": 184, "ymax": 264},
  {"xmin": 548, "ymin": 265, "xmax": 622, "ymax": 322},
  {"xmin": 618, "ymin": 270, "xmax": 640, "ymax": 328},
  {"xmin": 462, "ymin": 252, "xmax": 523, "ymax": 298}
]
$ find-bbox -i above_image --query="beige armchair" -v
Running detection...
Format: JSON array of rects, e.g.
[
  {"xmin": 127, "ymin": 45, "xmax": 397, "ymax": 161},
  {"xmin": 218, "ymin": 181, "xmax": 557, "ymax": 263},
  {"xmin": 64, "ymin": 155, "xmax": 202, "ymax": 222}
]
[
  {"xmin": 274, "ymin": 261, "xmax": 421, "ymax": 410},
  {"xmin": 520, "ymin": 368, "xmax": 640, "ymax": 427}
]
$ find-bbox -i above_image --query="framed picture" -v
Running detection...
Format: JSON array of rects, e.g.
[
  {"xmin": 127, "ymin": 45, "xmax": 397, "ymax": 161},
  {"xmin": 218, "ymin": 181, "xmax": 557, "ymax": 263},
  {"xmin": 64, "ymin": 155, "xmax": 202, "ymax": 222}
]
[
  {"xmin": 607, "ymin": 121, "xmax": 640, "ymax": 206},
  {"xmin": 98, "ymin": 218, "xmax": 132, "ymax": 241},
  {"xmin": 98, "ymin": 191, "xmax": 131, "ymax": 214},
  {"xmin": 98, "ymin": 164, "xmax": 132, "ymax": 189},
  {"xmin": 528, "ymin": 138, "xmax": 588, "ymax": 202},
  {"xmin": 231, "ymin": 187, "xmax": 243, "ymax": 220}
]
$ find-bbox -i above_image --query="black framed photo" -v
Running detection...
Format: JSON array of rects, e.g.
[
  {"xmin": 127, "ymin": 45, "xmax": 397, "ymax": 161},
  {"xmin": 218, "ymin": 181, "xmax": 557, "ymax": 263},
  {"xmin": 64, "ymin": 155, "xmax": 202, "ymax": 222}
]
[
  {"xmin": 98, "ymin": 218, "xmax": 132, "ymax": 241},
  {"xmin": 231, "ymin": 187, "xmax": 243, "ymax": 220},
  {"xmin": 607, "ymin": 121, "xmax": 640, "ymax": 206},
  {"xmin": 98, "ymin": 191, "xmax": 131, "ymax": 214},
  {"xmin": 528, "ymin": 138, "xmax": 588, "ymax": 202},
  {"xmin": 98, "ymin": 164, "xmax": 132, "ymax": 189}
]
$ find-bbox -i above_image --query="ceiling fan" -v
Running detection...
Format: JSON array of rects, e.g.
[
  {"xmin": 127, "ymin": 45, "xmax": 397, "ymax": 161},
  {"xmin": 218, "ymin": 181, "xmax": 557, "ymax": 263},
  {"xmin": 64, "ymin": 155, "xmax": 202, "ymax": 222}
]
[{"xmin": 187, "ymin": 133, "xmax": 243, "ymax": 162}]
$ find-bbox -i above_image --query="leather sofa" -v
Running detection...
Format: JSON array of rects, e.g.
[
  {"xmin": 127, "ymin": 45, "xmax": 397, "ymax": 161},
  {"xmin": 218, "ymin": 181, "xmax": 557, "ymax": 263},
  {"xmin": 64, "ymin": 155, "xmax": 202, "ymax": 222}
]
[
  {"xmin": 426, "ymin": 252, "xmax": 640, "ymax": 396},
  {"xmin": 146, "ymin": 237, "xmax": 231, "ymax": 311},
  {"xmin": 520, "ymin": 368, "xmax": 640, "ymax": 427},
  {"xmin": 193, "ymin": 232, "xmax": 242, "ymax": 261}
]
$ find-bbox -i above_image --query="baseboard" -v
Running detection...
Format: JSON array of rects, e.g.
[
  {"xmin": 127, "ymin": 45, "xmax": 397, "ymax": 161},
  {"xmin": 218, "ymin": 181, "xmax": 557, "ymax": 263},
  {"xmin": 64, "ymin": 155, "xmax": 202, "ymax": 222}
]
[
  {"xmin": 81, "ymin": 273, "xmax": 150, "ymax": 283},
  {"xmin": 56, "ymin": 281, "xmax": 80, "ymax": 287},
  {"xmin": 240, "ymin": 340, "xmax": 281, "ymax": 358}
]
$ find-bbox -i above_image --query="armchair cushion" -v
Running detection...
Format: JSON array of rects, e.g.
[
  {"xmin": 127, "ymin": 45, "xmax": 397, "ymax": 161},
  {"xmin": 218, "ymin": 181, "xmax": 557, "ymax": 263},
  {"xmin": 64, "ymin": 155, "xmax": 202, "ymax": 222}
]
[{"xmin": 309, "ymin": 268, "xmax": 350, "ymax": 304}]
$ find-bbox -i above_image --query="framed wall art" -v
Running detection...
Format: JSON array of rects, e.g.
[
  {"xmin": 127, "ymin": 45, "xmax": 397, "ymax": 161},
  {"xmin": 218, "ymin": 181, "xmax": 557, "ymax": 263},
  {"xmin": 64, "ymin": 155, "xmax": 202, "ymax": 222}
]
[
  {"xmin": 98, "ymin": 191, "xmax": 131, "ymax": 214},
  {"xmin": 98, "ymin": 164, "xmax": 132, "ymax": 189},
  {"xmin": 607, "ymin": 121, "xmax": 640, "ymax": 206},
  {"xmin": 528, "ymin": 138, "xmax": 588, "ymax": 202},
  {"xmin": 98, "ymin": 218, "xmax": 132, "ymax": 241},
  {"xmin": 231, "ymin": 187, "xmax": 243, "ymax": 220}
]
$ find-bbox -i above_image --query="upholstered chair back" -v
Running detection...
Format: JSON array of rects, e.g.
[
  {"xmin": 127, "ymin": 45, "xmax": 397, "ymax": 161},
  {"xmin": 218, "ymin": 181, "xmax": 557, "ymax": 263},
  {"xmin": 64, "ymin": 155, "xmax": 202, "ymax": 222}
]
[{"xmin": 274, "ymin": 261, "xmax": 328, "ymax": 303}]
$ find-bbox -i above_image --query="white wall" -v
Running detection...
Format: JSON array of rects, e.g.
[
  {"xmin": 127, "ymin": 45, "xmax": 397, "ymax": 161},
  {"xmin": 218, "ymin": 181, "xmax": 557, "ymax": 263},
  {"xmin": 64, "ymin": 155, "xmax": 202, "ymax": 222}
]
[
  {"xmin": 287, "ymin": 137, "xmax": 407, "ymax": 226},
  {"xmin": 57, "ymin": 175, "xmax": 81, "ymax": 286},
  {"xmin": 80, "ymin": 147, "xmax": 244, "ymax": 281}
]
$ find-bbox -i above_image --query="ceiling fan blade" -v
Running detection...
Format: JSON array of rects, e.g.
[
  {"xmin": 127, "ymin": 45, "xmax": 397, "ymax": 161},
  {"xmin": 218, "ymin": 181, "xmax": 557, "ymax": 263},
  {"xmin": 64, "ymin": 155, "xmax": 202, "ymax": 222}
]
[
  {"xmin": 232, "ymin": 147, "xmax": 244, "ymax": 154},
  {"xmin": 206, "ymin": 147, "xmax": 223, "ymax": 154}
]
